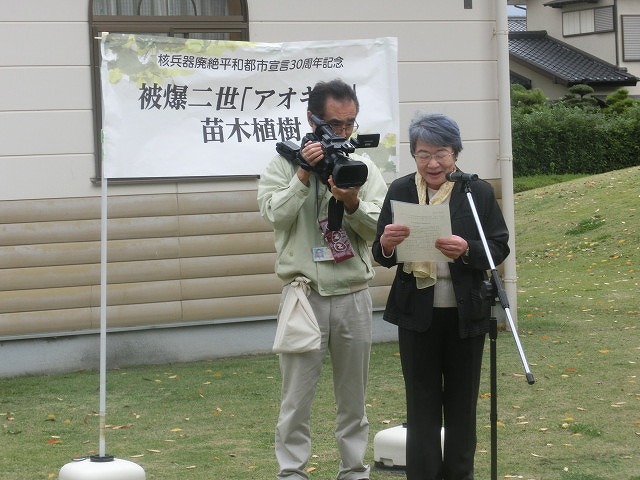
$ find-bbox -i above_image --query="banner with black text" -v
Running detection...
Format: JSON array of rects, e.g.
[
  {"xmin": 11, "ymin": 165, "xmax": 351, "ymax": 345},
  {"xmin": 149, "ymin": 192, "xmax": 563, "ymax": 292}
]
[{"xmin": 100, "ymin": 34, "xmax": 399, "ymax": 179}]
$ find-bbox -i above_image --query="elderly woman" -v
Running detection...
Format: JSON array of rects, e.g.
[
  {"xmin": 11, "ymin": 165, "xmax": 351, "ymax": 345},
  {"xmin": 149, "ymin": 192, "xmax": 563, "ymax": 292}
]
[{"xmin": 372, "ymin": 112, "xmax": 510, "ymax": 480}]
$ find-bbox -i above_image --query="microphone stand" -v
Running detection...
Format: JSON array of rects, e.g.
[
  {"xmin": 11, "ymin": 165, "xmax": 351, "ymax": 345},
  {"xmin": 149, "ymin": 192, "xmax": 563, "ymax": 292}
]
[{"xmin": 460, "ymin": 178, "xmax": 535, "ymax": 480}]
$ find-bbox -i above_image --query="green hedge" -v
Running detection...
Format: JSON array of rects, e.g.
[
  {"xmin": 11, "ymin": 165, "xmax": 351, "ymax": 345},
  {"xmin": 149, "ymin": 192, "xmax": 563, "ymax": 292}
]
[{"xmin": 511, "ymin": 103, "xmax": 640, "ymax": 176}]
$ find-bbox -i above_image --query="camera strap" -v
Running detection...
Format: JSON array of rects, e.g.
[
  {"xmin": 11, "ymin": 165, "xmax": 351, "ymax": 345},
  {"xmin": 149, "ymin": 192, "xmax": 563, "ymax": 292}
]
[{"xmin": 327, "ymin": 197, "xmax": 344, "ymax": 232}]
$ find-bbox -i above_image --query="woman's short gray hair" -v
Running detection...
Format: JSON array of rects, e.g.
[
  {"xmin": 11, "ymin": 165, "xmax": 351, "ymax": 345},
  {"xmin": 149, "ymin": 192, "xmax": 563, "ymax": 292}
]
[{"xmin": 409, "ymin": 112, "xmax": 463, "ymax": 155}]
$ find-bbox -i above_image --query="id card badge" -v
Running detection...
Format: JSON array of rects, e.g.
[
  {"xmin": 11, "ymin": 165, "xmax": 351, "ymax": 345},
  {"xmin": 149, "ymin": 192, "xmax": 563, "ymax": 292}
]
[
  {"xmin": 312, "ymin": 246, "xmax": 334, "ymax": 262},
  {"xmin": 319, "ymin": 218, "xmax": 355, "ymax": 263}
]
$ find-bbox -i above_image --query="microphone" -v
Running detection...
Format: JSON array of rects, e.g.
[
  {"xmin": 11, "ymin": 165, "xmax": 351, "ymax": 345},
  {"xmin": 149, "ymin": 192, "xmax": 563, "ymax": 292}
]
[{"xmin": 446, "ymin": 171, "xmax": 479, "ymax": 182}]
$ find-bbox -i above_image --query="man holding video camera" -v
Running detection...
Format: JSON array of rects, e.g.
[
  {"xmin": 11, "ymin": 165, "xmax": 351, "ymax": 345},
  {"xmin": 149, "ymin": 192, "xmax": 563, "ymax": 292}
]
[{"xmin": 257, "ymin": 79, "xmax": 387, "ymax": 480}]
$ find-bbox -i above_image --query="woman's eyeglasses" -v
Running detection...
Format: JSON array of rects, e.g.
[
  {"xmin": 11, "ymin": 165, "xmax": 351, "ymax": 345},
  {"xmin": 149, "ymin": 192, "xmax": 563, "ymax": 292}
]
[{"xmin": 412, "ymin": 151, "xmax": 455, "ymax": 162}]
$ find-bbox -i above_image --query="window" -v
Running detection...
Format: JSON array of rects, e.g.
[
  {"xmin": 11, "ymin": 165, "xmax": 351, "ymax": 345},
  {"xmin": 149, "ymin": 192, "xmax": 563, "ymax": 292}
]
[
  {"xmin": 622, "ymin": 16, "xmax": 640, "ymax": 62},
  {"xmin": 90, "ymin": 0, "xmax": 249, "ymax": 180},
  {"xmin": 563, "ymin": 6, "xmax": 614, "ymax": 37}
]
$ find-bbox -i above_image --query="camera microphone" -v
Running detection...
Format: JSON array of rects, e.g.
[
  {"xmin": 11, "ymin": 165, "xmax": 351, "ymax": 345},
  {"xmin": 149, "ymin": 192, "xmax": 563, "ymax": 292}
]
[{"xmin": 446, "ymin": 171, "xmax": 479, "ymax": 182}]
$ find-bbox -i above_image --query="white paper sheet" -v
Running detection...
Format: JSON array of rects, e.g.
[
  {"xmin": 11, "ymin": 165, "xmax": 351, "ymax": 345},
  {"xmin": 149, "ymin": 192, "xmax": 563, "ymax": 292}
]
[{"xmin": 391, "ymin": 200, "xmax": 452, "ymax": 262}]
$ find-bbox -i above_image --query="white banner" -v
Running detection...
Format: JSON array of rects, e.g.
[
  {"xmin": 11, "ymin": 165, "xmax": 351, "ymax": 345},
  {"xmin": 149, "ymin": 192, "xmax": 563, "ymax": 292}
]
[{"xmin": 100, "ymin": 34, "xmax": 399, "ymax": 179}]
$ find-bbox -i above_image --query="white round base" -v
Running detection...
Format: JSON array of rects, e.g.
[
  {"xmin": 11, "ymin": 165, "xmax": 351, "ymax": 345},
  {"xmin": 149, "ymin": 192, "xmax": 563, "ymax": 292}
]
[
  {"xmin": 373, "ymin": 424, "xmax": 445, "ymax": 468},
  {"xmin": 59, "ymin": 456, "xmax": 145, "ymax": 480}
]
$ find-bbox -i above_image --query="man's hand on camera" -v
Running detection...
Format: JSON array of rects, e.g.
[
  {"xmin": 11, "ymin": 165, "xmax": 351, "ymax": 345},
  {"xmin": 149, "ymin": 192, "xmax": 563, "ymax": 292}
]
[
  {"xmin": 328, "ymin": 176, "xmax": 361, "ymax": 214},
  {"xmin": 296, "ymin": 140, "xmax": 324, "ymax": 186}
]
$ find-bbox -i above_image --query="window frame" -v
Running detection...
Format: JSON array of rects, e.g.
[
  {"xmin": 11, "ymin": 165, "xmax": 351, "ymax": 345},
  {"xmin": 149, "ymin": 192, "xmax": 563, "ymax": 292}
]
[
  {"xmin": 89, "ymin": 0, "xmax": 249, "ymax": 182},
  {"xmin": 562, "ymin": 5, "xmax": 614, "ymax": 37},
  {"xmin": 622, "ymin": 15, "xmax": 640, "ymax": 62}
]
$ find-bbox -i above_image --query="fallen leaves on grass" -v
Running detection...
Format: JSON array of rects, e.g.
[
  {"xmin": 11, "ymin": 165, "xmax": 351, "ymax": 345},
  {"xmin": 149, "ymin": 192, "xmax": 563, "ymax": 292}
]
[
  {"xmin": 105, "ymin": 423, "xmax": 133, "ymax": 429},
  {"xmin": 47, "ymin": 436, "xmax": 62, "ymax": 444}
]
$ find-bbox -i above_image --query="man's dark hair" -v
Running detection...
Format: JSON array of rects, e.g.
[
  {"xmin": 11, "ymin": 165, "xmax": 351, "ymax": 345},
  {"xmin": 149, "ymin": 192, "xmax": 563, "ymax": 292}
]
[{"xmin": 307, "ymin": 79, "xmax": 359, "ymax": 118}]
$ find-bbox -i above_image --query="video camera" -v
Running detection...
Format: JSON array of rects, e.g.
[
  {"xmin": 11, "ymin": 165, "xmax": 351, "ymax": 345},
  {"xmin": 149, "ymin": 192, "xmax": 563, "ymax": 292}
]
[{"xmin": 275, "ymin": 114, "xmax": 379, "ymax": 188}]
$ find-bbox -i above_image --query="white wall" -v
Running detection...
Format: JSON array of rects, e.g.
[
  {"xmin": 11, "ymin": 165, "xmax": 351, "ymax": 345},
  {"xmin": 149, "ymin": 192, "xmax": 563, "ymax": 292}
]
[
  {"xmin": 0, "ymin": 0, "xmax": 506, "ymax": 203},
  {"xmin": 0, "ymin": 0, "xmax": 511, "ymax": 375},
  {"xmin": 0, "ymin": 0, "xmax": 98, "ymax": 200},
  {"xmin": 248, "ymin": 0, "xmax": 503, "ymax": 180}
]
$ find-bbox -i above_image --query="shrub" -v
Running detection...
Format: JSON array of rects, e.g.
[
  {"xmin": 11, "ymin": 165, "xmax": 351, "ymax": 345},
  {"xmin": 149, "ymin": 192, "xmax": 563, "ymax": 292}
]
[{"xmin": 511, "ymin": 86, "xmax": 640, "ymax": 176}]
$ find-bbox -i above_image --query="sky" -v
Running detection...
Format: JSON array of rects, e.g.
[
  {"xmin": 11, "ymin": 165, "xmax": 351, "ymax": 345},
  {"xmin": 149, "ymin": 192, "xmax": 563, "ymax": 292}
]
[{"xmin": 507, "ymin": 5, "xmax": 526, "ymax": 16}]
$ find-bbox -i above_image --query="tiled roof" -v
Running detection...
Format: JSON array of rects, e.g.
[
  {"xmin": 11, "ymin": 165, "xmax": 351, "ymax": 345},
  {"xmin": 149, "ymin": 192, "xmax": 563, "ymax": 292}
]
[
  {"xmin": 508, "ymin": 17, "xmax": 527, "ymax": 32},
  {"xmin": 509, "ymin": 31, "xmax": 638, "ymax": 87}
]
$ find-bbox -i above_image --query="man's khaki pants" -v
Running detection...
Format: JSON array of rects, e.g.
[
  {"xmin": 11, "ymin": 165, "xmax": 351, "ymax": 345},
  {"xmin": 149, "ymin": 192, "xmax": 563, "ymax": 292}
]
[{"xmin": 275, "ymin": 288, "xmax": 372, "ymax": 480}]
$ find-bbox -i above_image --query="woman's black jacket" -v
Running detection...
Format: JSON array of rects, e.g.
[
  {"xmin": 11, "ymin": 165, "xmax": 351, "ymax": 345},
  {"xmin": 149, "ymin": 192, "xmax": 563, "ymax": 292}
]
[{"xmin": 371, "ymin": 173, "xmax": 510, "ymax": 338}]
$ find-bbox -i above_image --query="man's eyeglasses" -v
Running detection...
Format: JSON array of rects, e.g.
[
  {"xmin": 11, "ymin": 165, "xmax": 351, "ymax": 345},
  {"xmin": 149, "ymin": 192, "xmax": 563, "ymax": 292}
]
[
  {"xmin": 327, "ymin": 120, "xmax": 359, "ymax": 135},
  {"xmin": 412, "ymin": 151, "xmax": 455, "ymax": 162}
]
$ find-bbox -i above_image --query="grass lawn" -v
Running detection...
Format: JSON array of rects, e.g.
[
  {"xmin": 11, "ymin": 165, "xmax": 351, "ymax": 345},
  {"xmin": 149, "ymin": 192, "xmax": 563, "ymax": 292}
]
[{"xmin": 1, "ymin": 166, "xmax": 638, "ymax": 480}]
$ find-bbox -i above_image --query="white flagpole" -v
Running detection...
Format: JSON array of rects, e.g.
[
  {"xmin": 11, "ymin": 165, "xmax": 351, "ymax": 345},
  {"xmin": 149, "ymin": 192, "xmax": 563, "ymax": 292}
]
[
  {"xmin": 59, "ymin": 31, "xmax": 145, "ymax": 478},
  {"xmin": 98, "ymin": 172, "xmax": 108, "ymax": 457}
]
